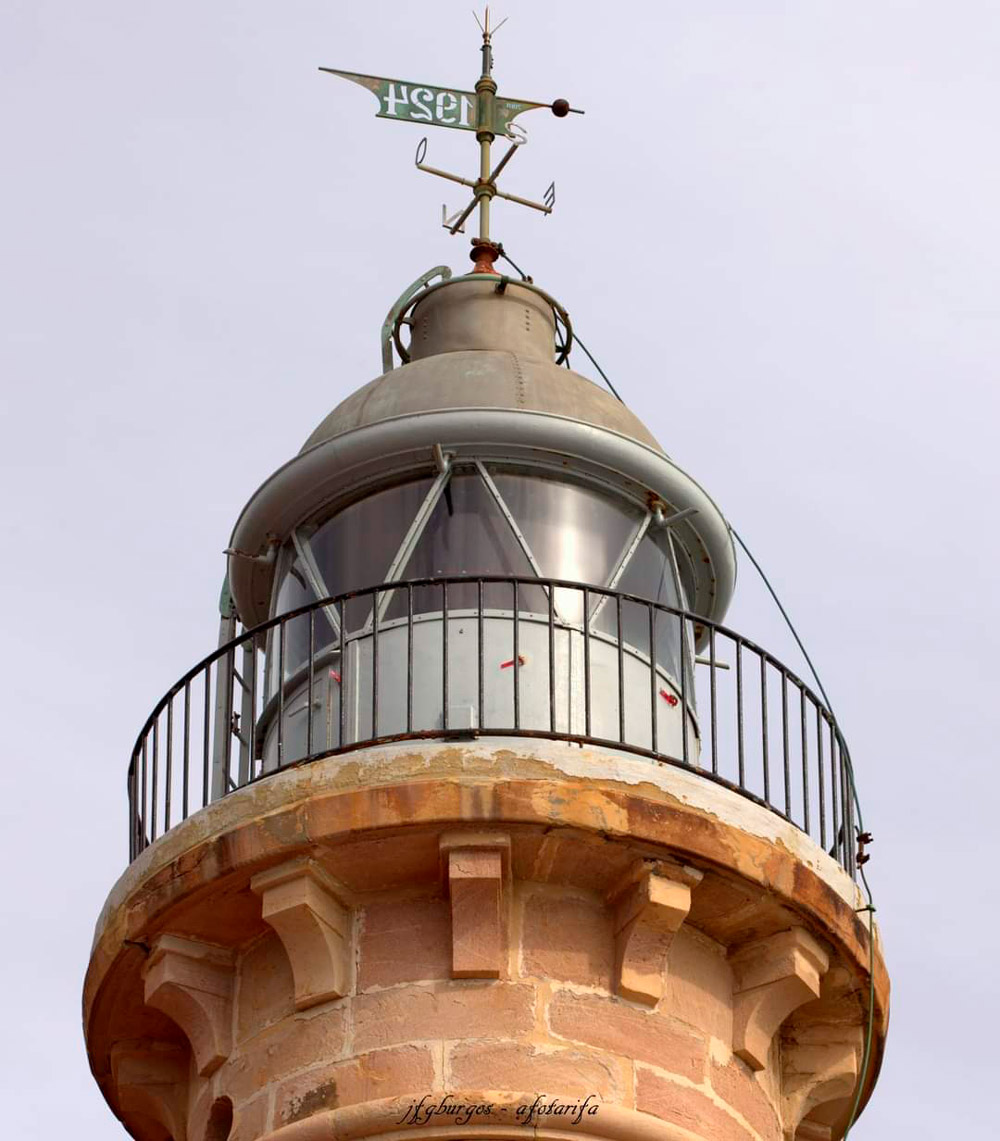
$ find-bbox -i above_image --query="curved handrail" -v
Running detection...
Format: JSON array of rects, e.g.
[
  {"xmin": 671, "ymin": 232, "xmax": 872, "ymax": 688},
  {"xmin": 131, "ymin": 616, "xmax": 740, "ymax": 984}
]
[{"xmin": 127, "ymin": 575, "xmax": 859, "ymax": 874}]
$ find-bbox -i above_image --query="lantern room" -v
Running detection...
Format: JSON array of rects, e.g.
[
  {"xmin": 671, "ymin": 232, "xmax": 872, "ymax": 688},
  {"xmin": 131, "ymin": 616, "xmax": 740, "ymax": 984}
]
[{"xmin": 223, "ymin": 275, "xmax": 736, "ymax": 778}]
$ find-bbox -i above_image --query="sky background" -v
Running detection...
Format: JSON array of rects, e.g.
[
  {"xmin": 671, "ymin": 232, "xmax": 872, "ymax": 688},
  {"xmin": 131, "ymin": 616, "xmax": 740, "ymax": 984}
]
[{"xmin": 2, "ymin": 1, "xmax": 997, "ymax": 1136}]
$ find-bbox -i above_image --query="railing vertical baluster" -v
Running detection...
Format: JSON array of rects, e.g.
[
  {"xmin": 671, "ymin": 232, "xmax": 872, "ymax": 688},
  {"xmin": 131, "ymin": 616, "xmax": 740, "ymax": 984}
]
[
  {"xmin": 817, "ymin": 705, "xmax": 827, "ymax": 849},
  {"xmin": 840, "ymin": 737, "xmax": 853, "ymax": 876},
  {"xmin": 165, "ymin": 697, "xmax": 173, "ymax": 831},
  {"xmin": 735, "ymin": 641, "xmax": 745, "ymax": 787},
  {"xmin": 136, "ymin": 760, "xmax": 143, "ymax": 853},
  {"xmin": 616, "ymin": 594, "xmax": 626, "ymax": 743},
  {"xmin": 709, "ymin": 627, "xmax": 718, "ymax": 775},
  {"xmin": 477, "ymin": 580, "xmax": 484, "ymax": 730},
  {"xmin": 129, "ymin": 759, "xmax": 137, "ymax": 860},
  {"xmin": 648, "ymin": 604, "xmax": 657, "ymax": 754},
  {"xmin": 407, "ymin": 585, "xmax": 414, "ymax": 734},
  {"xmin": 338, "ymin": 599, "xmax": 346, "ymax": 748},
  {"xmin": 583, "ymin": 588, "xmax": 592, "ymax": 739},
  {"xmin": 372, "ymin": 589, "xmax": 380, "ymax": 739},
  {"xmin": 182, "ymin": 682, "xmax": 190, "ymax": 820},
  {"xmin": 567, "ymin": 588, "xmax": 575, "ymax": 734},
  {"xmin": 800, "ymin": 689, "xmax": 809, "ymax": 835},
  {"xmin": 548, "ymin": 584, "xmax": 556, "ymax": 734},
  {"xmin": 223, "ymin": 646, "xmax": 235, "ymax": 790},
  {"xmin": 202, "ymin": 665, "xmax": 210, "ymax": 807},
  {"xmin": 679, "ymin": 612, "xmax": 689, "ymax": 766},
  {"xmin": 135, "ymin": 763, "xmax": 142, "ymax": 853},
  {"xmin": 141, "ymin": 736, "xmax": 148, "ymax": 852},
  {"xmin": 442, "ymin": 581, "xmax": 449, "ymax": 731},
  {"xmin": 238, "ymin": 639, "xmax": 253, "ymax": 787},
  {"xmin": 781, "ymin": 670, "xmax": 791, "ymax": 819},
  {"xmin": 849, "ymin": 756, "xmax": 857, "ymax": 877},
  {"xmin": 760, "ymin": 657, "xmax": 770, "ymax": 806},
  {"xmin": 151, "ymin": 717, "xmax": 159, "ymax": 842},
  {"xmin": 306, "ymin": 611, "xmax": 315, "ymax": 759},
  {"xmin": 829, "ymin": 718, "xmax": 840, "ymax": 863},
  {"xmin": 849, "ymin": 763, "xmax": 858, "ymax": 879},
  {"xmin": 838, "ymin": 736, "xmax": 848, "ymax": 872},
  {"xmin": 248, "ymin": 632, "xmax": 258, "ymax": 778},
  {"xmin": 512, "ymin": 580, "xmax": 520, "ymax": 730},
  {"xmin": 277, "ymin": 618, "xmax": 286, "ymax": 767}
]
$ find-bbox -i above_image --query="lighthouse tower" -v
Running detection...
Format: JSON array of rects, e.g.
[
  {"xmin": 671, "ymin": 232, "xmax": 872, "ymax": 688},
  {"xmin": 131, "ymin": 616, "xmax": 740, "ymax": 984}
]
[{"xmin": 84, "ymin": 23, "xmax": 887, "ymax": 1141}]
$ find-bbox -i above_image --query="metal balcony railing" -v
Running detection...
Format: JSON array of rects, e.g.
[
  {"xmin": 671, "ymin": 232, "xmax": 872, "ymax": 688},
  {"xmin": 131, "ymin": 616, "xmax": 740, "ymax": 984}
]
[{"xmin": 127, "ymin": 576, "xmax": 859, "ymax": 876}]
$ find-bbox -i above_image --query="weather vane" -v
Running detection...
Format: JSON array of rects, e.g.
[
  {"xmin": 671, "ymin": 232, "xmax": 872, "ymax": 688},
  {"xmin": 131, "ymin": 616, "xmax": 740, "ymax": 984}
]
[{"xmin": 320, "ymin": 8, "xmax": 583, "ymax": 272}]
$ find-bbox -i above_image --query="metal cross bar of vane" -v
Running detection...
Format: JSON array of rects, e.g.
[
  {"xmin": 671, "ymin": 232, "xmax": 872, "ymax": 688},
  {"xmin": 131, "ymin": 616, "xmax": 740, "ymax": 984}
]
[
  {"xmin": 446, "ymin": 180, "xmax": 552, "ymax": 236},
  {"xmin": 446, "ymin": 196, "xmax": 479, "ymax": 236},
  {"xmin": 415, "ymin": 136, "xmax": 522, "ymax": 194},
  {"xmin": 486, "ymin": 140, "xmax": 521, "ymax": 183},
  {"xmin": 415, "ymin": 138, "xmax": 478, "ymax": 189},
  {"xmin": 415, "ymin": 137, "xmax": 552, "ymax": 234},
  {"xmin": 491, "ymin": 184, "xmax": 554, "ymax": 214},
  {"xmin": 414, "ymin": 138, "xmax": 480, "ymax": 235}
]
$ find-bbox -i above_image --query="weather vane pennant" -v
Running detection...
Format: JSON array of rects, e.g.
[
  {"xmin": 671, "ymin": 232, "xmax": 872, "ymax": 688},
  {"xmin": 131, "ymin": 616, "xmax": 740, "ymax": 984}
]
[
  {"xmin": 317, "ymin": 68, "xmax": 548, "ymax": 138},
  {"xmin": 320, "ymin": 7, "xmax": 583, "ymax": 273}
]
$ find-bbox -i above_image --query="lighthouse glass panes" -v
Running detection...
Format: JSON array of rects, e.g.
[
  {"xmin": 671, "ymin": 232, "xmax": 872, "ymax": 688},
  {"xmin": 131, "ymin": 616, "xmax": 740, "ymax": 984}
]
[{"xmin": 260, "ymin": 460, "xmax": 694, "ymax": 768}]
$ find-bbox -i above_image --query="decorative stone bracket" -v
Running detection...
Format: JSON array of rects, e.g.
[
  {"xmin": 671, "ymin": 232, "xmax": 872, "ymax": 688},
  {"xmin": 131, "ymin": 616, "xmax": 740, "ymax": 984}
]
[
  {"xmin": 440, "ymin": 831, "xmax": 511, "ymax": 979},
  {"xmin": 608, "ymin": 859, "xmax": 702, "ymax": 1006},
  {"xmin": 143, "ymin": 935, "xmax": 235, "ymax": 1077},
  {"xmin": 250, "ymin": 857, "xmax": 351, "ymax": 1010},
  {"xmin": 782, "ymin": 970, "xmax": 866, "ymax": 1139},
  {"xmin": 730, "ymin": 928, "xmax": 830, "ymax": 1071},
  {"xmin": 111, "ymin": 1039, "xmax": 190, "ymax": 1141},
  {"xmin": 783, "ymin": 1038, "xmax": 861, "ymax": 1139}
]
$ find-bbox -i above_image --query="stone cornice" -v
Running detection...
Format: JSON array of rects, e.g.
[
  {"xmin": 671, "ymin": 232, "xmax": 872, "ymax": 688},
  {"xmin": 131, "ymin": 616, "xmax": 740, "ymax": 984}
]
[{"xmin": 84, "ymin": 744, "xmax": 888, "ymax": 1129}]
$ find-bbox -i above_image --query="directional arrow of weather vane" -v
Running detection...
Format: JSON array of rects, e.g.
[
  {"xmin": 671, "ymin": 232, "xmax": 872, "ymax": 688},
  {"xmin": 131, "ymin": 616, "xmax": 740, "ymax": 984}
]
[{"xmin": 320, "ymin": 8, "xmax": 583, "ymax": 267}]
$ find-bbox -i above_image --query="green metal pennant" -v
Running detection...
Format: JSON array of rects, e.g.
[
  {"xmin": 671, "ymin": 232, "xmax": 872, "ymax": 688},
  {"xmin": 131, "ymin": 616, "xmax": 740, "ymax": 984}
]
[
  {"xmin": 320, "ymin": 68, "xmax": 545, "ymax": 136},
  {"xmin": 491, "ymin": 96, "xmax": 547, "ymax": 136}
]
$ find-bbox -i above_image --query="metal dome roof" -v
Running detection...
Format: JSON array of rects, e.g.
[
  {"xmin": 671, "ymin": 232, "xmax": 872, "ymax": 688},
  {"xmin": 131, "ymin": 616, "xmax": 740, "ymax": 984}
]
[
  {"xmin": 300, "ymin": 277, "xmax": 662, "ymax": 454},
  {"xmin": 301, "ymin": 350, "xmax": 662, "ymax": 454}
]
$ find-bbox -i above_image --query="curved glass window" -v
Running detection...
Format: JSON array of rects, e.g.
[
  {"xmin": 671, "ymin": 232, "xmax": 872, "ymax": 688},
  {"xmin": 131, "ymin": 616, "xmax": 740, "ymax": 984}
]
[
  {"xmin": 270, "ymin": 554, "xmax": 336, "ymax": 682},
  {"xmin": 491, "ymin": 471, "xmax": 642, "ymax": 586},
  {"xmin": 268, "ymin": 463, "xmax": 688, "ymax": 686},
  {"xmin": 595, "ymin": 526, "xmax": 683, "ymax": 681},
  {"xmin": 307, "ymin": 478, "xmax": 435, "ymax": 599},
  {"xmin": 669, "ymin": 533, "xmax": 698, "ymax": 612},
  {"xmin": 383, "ymin": 471, "xmax": 548, "ymax": 618},
  {"xmin": 488, "ymin": 470, "xmax": 644, "ymax": 624}
]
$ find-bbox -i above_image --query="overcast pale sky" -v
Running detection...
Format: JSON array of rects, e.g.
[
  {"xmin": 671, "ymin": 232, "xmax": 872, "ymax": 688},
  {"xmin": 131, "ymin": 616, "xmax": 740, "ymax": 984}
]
[{"xmin": 2, "ymin": 2, "xmax": 997, "ymax": 1137}]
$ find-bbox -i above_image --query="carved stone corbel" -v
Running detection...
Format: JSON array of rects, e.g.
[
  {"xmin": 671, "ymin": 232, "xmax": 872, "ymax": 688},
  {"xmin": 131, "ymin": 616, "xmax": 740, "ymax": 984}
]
[
  {"xmin": 143, "ymin": 935, "xmax": 235, "ymax": 1076},
  {"xmin": 730, "ymin": 928, "xmax": 830, "ymax": 1071},
  {"xmin": 782, "ymin": 971, "xmax": 866, "ymax": 1139},
  {"xmin": 783, "ymin": 1039, "xmax": 860, "ymax": 1138},
  {"xmin": 440, "ymin": 831, "xmax": 511, "ymax": 979},
  {"xmin": 111, "ymin": 1039, "xmax": 190, "ymax": 1141},
  {"xmin": 608, "ymin": 859, "xmax": 702, "ymax": 1006},
  {"xmin": 250, "ymin": 857, "xmax": 351, "ymax": 1010}
]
